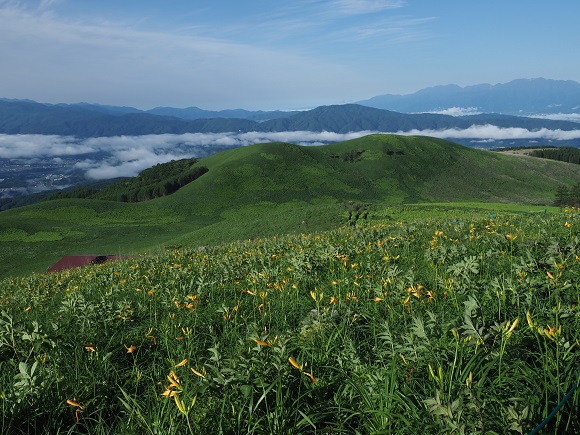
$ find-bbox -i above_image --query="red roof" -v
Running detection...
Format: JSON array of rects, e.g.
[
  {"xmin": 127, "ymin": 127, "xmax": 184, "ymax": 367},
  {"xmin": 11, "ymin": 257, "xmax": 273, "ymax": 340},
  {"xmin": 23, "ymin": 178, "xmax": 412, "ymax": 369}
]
[{"xmin": 47, "ymin": 255, "xmax": 128, "ymax": 273}]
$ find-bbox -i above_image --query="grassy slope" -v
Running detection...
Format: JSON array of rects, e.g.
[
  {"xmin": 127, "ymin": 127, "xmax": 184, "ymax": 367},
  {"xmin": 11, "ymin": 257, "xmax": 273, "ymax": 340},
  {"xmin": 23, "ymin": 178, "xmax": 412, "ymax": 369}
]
[
  {"xmin": 1, "ymin": 209, "xmax": 579, "ymax": 433},
  {"xmin": 1, "ymin": 134, "xmax": 580, "ymax": 277}
]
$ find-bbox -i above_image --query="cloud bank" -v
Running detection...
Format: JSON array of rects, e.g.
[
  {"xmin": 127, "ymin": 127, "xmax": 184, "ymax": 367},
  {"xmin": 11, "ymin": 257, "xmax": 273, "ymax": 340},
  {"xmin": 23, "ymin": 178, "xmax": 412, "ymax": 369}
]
[
  {"xmin": 424, "ymin": 107, "xmax": 482, "ymax": 116},
  {"xmin": 1, "ymin": 126, "xmax": 580, "ymax": 181},
  {"xmin": 395, "ymin": 125, "xmax": 580, "ymax": 141},
  {"xmin": 0, "ymin": 131, "xmax": 377, "ymax": 180},
  {"xmin": 528, "ymin": 113, "xmax": 580, "ymax": 123}
]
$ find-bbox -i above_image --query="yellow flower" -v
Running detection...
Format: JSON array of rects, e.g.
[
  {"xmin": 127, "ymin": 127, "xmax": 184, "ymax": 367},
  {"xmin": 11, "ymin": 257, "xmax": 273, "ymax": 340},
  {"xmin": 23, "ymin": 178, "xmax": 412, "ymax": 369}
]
[
  {"xmin": 146, "ymin": 327, "xmax": 157, "ymax": 345},
  {"xmin": 254, "ymin": 338, "xmax": 269, "ymax": 347},
  {"xmin": 543, "ymin": 325, "xmax": 562, "ymax": 341},
  {"xmin": 66, "ymin": 399, "xmax": 82, "ymax": 408},
  {"xmin": 173, "ymin": 394, "xmax": 186, "ymax": 414},
  {"xmin": 167, "ymin": 371, "xmax": 181, "ymax": 388},
  {"xmin": 160, "ymin": 388, "xmax": 178, "ymax": 398},
  {"xmin": 125, "ymin": 344, "xmax": 137, "ymax": 354},
  {"xmin": 505, "ymin": 318, "xmax": 519, "ymax": 338},
  {"xmin": 466, "ymin": 371, "xmax": 473, "ymax": 388},
  {"xmin": 289, "ymin": 357, "xmax": 304, "ymax": 371},
  {"xmin": 428, "ymin": 364, "xmax": 437, "ymax": 380},
  {"xmin": 526, "ymin": 311, "xmax": 534, "ymax": 328},
  {"xmin": 67, "ymin": 399, "xmax": 83, "ymax": 422},
  {"xmin": 175, "ymin": 359, "xmax": 188, "ymax": 367},
  {"xmin": 191, "ymin": 367, "xmax": 206, "ymax": 378},
  {"xmin": 426, "ymin": 290, "xmax": 435, "ymax": 302},
  {"xmin": 303, "ymin": 371, "xmax": 317, "ymax": 383}
]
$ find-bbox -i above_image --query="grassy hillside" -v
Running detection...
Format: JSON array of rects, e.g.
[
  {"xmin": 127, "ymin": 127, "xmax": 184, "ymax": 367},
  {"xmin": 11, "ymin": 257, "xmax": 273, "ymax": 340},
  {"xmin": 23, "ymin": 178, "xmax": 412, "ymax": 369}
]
[
  {"xmin": 1, "ymin": 208, "xmax": 579, "ymax": 433},
  {"xmin": 175, "ymin": 134, "xmax": 580, "ymax": 207},
  {"xmin": 1, "ymin": 134, "xmax": 580, "ymax": 277}
]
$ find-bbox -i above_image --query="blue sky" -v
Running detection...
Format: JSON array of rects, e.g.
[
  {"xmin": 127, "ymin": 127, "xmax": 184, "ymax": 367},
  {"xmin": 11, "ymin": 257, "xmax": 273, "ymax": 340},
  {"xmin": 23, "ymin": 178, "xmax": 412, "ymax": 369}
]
[{"xmin": 1, "ymin": 0, "xmax": 579, "ymax": 110}]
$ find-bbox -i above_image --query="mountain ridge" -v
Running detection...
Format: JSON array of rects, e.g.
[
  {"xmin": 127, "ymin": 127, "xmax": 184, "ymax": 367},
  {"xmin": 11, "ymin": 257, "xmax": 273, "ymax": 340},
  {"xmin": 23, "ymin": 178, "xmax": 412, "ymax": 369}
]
[
  {"xmin": 1, "ymin": 100, "xmax": 579, "ymax": 138},
  {"xmin": 357, "ymin": 78, "xmax": 580, "ymax": 115}
]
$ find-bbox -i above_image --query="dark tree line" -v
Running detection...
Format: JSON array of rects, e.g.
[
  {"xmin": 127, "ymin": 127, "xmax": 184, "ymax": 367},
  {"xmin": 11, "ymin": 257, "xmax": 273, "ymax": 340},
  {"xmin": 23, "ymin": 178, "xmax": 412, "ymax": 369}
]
[
  {"xmin": 554, "ymin": 182, "xmax": 580, "ymax": 208},
  {"xmin": 48, "ymin": 159, "xmax": 208, "ymax": 203},
  {"xmin": 530, "ymin": 147, "xmax": 580, "ymax": 165}
]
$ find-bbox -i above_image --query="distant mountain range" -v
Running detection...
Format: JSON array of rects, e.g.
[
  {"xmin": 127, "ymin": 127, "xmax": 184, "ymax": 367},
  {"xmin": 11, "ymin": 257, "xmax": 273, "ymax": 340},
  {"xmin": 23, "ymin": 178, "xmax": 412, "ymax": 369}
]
[
  {"xmin": 1, "ymin": 98, "xmax": 580, "ymax": 138},
  {"xmin": 356, "ymin": 78, "xmax": 580, "ymax": 115}
]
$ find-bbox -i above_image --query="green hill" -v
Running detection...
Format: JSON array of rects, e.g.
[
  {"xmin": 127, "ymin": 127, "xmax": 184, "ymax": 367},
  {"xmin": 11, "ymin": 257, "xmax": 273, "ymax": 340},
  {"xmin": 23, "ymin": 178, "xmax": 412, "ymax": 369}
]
[
  {"xmin": 169, "ymin": 133, "xmax": 580, "ymax": 209},
  {"xmin": 1, "ymin": 134, "xmax": 580, "ymax": 277}
]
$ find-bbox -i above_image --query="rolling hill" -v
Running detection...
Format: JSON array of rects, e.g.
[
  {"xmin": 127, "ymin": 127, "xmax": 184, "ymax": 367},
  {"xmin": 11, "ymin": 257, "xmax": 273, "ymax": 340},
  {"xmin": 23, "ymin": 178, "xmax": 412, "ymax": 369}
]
[{"xmin": 1, "ymin": 134, "xmax": 580, "ymax": 277}]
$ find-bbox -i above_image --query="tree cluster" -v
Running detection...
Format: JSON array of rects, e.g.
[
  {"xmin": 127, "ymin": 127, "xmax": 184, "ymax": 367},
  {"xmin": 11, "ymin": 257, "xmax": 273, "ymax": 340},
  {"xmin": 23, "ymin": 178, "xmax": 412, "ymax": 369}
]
[
  {"xmin": 530, "ymin": 147, "xmax": 580, "ymax": 165},
  {"xmin": 48, "ymin": 159, "xmax": 208, "ymax": 203},
  {"xmin": 554, "ymin": 182, "xmax": 580, "ymax": 207}
]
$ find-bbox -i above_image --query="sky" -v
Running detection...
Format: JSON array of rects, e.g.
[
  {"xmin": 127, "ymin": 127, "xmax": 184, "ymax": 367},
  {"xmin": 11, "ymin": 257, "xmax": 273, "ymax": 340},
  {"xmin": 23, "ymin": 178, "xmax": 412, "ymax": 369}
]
[{"xmin": 1, "ymin": 0, "xmax": 580, "ymax": 110}]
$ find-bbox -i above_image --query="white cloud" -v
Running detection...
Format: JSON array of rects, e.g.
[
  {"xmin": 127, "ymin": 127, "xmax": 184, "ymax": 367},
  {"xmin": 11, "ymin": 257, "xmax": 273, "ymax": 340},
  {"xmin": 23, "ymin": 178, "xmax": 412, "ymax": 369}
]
[
  {"xmin": 0, "ymin": 2, "xmax": 402, "ymax": 110},
  {"xmin": 0, "ymin": 134, "xmax": 95, "ymax": 158},
  {"xmin": 424, "ymin": 107, "xmax": 482, "ymax": 116},
  {"xmin": 1, "ymin": 131, "xmax": 376, "ymax": 180},
  {"xmin": 84, "ymin": 152, "xmax": 183, "ymax": 180},
  {"xmin": 334, "ymin": 0, "xmax": 405, "ymax": 15},
  {"xmin": 394, "ymin": 125, "xmax": 580, "ymax": 141},
  {"xmin": 0, "ymin": 4, "xmax": 366, "ymax": 110},
  {"xmin": 528, "ymin": 113, "xmax": 580, "ymax": 123},
  {"xmin": 329, "ymin": 15, "xmax": 435, "ymax": 44},
  {"xmin": 0, "ymin": 1, "xmax": 439, "ymax": 109},
  {"xmin": 3, "ymin": 128, "xmax": 580, "ymax": 181}
]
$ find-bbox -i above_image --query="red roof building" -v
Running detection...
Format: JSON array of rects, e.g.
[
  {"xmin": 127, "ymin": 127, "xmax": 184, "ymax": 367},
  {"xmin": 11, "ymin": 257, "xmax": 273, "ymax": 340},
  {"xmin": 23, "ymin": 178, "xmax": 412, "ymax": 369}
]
[{"xmin": 47, "ymin": 255, "xmax": 128, "ymax": 273}]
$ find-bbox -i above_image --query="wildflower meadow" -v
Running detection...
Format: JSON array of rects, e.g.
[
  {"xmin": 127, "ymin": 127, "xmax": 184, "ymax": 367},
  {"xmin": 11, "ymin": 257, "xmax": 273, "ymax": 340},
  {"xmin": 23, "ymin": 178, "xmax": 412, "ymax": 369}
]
[{"xmin": 1, "ymin": 207, "xmax": 579, "ymax": 433}]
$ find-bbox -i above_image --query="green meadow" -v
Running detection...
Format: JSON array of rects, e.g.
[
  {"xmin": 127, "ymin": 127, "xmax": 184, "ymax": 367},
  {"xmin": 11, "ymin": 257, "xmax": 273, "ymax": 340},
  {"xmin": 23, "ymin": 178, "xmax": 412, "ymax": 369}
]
[
  {"xmin": 1, "ymin": 134, "xmax": 579, "ymax": 433},
  {"xmin": 1, "ymin": 207, "xmax": 579, "ymax": 433},
  {"xmin": 2, "ymin": 134, "xmax": 580, "ymax": 277}
]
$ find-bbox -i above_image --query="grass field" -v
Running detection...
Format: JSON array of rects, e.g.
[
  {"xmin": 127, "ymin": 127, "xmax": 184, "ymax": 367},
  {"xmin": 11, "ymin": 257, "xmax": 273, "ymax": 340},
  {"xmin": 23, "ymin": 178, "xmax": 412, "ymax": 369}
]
[
  {"xmin": 1, "ymin": 134, "xmax": 580, "ymax": 432},
  {"xmin": 1, "ymin": 205, "xmax": 579, "ymax": 433},
  {"xmin": 3, "ymin": 134, "xmax": 580, "ymax": 277}
]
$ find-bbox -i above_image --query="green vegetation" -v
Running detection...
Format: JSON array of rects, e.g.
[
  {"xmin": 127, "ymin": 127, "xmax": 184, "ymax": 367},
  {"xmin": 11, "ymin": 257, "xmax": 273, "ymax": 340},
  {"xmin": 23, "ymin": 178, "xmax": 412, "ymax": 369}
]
[
  {"xmin": 47, "ymin": 159, "xmax": 208, "ymax": 202},
  {"xmin": 554, "ymin": 182, "xmax": 580, "ymax": 208},
  {"xmin": 1, "ymin": 208, "xmax": 579, "ymax": 433},
  {"xmin": 529, "ymin": 147, "xmax": 580, "ymax": 165},
  {"xmin": 2, "ymin": 134, "xmax": 580, "ymax": 277},
  {"xmin": 1, "ymin": 134, "xmax": 580, "ymax": 432}
]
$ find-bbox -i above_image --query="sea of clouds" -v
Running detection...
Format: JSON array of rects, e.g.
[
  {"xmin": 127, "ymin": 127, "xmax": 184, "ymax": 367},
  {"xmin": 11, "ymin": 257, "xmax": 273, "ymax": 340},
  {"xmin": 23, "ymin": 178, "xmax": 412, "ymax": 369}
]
[{"xmin": 2, "ymin": 126, "xmax": 580, "ymax": 182}]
